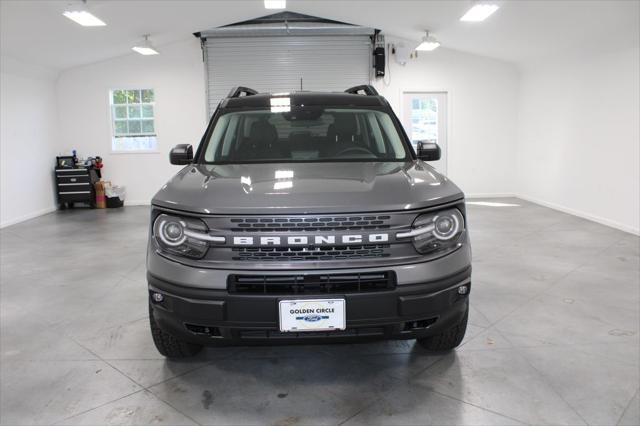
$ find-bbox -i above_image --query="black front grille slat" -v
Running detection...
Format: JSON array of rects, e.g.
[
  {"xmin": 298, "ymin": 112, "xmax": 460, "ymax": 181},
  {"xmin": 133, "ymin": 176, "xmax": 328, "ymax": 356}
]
[
  {"xmin": 228, "ymin": 272, "xmax": 396, "ymax": 295},
  {"xmin": 232, "ymin": 244, "xmax": 391, "ymax": 262}
]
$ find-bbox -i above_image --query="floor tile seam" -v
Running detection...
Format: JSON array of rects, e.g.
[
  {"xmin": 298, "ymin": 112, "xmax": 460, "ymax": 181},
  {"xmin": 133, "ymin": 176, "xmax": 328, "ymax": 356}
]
[
  {"xmin": 615, "ymin": 387, "xmax": 640, "ymax": 426},
  {"xmin": 136, "ymin": 348, "xmax": 242, "ymax": 391},
  {"xmin": 469, "ymin": 304, "xmax": 493, "ymax": 329},
  {"xmin": 460, "ymin": 338, "xmax": 640, "ymax": 369},
  {"xmin": 66, "ymin": 334, "xmax": 206, "ymax": 426},
  {"xmin": 408, "ymin": 349, "xmax": 453, "ymax": 378},
  {"xmin": 482, "ymin": 255, "xmax": 601, "ymax": 331},
  {"xmin": 352, "ymin": 353, "xmax": 442, "ymax": 384},
  {"xmin": 90, "ymin": 315, "xmax": 151, "ymax": 334},
  {"xmin": 487, "ymin": 328, "xmax": 640, "ymax": 367},
  {"xmin": 531, "ymin": 233, "xmax": 640, "ymax": 307},
  {"xmin": 0, "ymin": 357, "xmax": 108, "ymax": 364},
  {"xmin": 145, "ymin": 389, "xmax": 204, "ymax": 426},
  {"xmin": 468, "ymin": 327, "xmax": 637, "ymax": 367},
  {"xmin": 29, "ymin": 290, "xmax": 141, "ymax": 333},
  {"xmin": 144, "ymin": 386, "xmax": 204, "ymax": 426},
  {"xmin": 498, "ymin": 333, "xmax": 591, "ymax": 426},
  {"xmin": 139, "ymin": 357, "xmax": 228, "ymax": 389},
  {"xmin": 81, "ymin": 274, "xmax": 132, "ymax": 309},
  {"xmin": 52, "ymin": 388, "xmax": 145, "ymax": 425},
  {"xmin": 67, "ymin": 334, "xmax": 146, "ymax": 389},
  {"xmin": 425, "ymin": 387, "xmax": 529, "ymax": 425},
  {"xmin": 336, "ymin": 397, "xmax": 381, "ymax": 426}
]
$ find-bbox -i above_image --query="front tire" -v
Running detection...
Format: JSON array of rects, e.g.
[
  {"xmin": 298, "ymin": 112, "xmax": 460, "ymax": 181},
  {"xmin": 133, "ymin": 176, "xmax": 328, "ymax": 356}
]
[
  {"xmin": 416, "ymin": 305, "xmax": 468, "ymax": 351},
  {"xmin": 149, "ymin": 305, "xmax": 203, "ymax": 358}
]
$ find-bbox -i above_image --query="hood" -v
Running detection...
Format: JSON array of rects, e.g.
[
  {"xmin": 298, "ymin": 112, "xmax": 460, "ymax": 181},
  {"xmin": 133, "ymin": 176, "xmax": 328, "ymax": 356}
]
[{"xmin": 152, "ymin": 161, "xmax": 464, "ymax": 215}]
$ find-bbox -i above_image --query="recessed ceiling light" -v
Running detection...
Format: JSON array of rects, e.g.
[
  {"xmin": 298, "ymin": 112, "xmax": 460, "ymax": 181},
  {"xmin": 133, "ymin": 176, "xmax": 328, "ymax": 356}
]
[
  {"xmin": 264, "ymin": 0, "xmax": 286, "ymax": 9},
  {"xmin": 62, "ymin": 10, "xmax": 106, "ymax": 27},
  {"xmin": 132, "ymin": 46, "xmax": 159, "ymax": 56},
  {"xmin": 460, "ymin": 4, "xmax": 500, "ymax": 22},
  {"xmin": 415, "ymin": 31, "xmax": 440, "ymax": 51},
  {"xmin": 132, "ymin": 35, "xmax": 159, "ymax": 56}
]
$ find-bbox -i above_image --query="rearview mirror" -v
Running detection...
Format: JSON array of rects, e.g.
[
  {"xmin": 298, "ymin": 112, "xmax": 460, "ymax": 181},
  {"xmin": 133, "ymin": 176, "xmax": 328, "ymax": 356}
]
[
  {"xmin": 170, "ymin": 144, "xmax": 193, "ymax": 165},
  {"xmin": 416, "ymin": 141, "xmax": 441, "ymax": 161}
]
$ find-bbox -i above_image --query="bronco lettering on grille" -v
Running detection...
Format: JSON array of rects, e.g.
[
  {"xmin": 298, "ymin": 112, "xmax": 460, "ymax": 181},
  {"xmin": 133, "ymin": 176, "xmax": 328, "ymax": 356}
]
[{"xmin": 232, "ymin": 233, "xmax": 389, "ymax": 246}]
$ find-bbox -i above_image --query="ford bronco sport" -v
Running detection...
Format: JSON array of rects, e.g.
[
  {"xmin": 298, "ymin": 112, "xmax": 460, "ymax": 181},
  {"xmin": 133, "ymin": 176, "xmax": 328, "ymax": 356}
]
[{"xmin": 147, "ymin": 85, "xmax": 471, "ymax": 357}]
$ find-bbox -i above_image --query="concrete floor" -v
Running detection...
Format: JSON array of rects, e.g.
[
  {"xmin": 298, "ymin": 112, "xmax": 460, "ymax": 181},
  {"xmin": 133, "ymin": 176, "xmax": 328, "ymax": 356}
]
[{"xmin": 0, "ymin": 198, "xmax": 638, "ymax": 426}]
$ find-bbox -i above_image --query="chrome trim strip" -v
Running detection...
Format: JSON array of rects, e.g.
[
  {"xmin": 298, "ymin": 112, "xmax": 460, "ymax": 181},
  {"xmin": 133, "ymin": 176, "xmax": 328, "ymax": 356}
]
[
  {"xmin": 183, "ymin": 229, "xmax": 226, "ymax": 243},
  {"xmin": 396, "ymin": 224, "xmax": 434, "ymax": 239},
  {"xmin": 59, "ymin": 191, "xmax": 91, "ymax": 194},
  {"xmin": 58, "ymin": 183, "xmax": 90, "ymax": 186}
]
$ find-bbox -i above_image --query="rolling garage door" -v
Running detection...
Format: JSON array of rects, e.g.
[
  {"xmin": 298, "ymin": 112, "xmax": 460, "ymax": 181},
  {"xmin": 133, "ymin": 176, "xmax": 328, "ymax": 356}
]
[{"xmin": 199, "ymin": 18, "xmax": 374, "ymax": 116}]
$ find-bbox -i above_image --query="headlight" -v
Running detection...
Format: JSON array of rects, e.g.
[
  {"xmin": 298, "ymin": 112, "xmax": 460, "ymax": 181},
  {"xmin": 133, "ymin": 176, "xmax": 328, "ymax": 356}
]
[
  {"xmin": 153, "ymin": 214, "xmax": 213, "ymax": 259},
  {"xmin": 398, "ymin": 208, "xmax": 465, "ymax": 257}
]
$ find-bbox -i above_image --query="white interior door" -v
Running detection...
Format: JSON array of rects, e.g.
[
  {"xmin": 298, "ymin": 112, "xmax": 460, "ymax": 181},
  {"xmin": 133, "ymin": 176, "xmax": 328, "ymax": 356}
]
[{"xmin": 402, "ymin": 92, "xmax": 448, "ymax": 174}]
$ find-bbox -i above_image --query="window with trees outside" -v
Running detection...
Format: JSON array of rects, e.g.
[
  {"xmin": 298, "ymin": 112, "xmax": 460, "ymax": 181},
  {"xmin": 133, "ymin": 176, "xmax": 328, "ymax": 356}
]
[{"xmin": 110, "ymin": 89, "xmax": 157, "ymax": 152}]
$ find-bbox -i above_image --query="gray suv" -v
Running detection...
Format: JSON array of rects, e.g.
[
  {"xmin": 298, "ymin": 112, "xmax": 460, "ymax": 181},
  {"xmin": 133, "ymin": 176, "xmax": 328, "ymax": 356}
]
[{"xmin": 147, "ymin": 85, "xmax": 471, "ymax": 357}]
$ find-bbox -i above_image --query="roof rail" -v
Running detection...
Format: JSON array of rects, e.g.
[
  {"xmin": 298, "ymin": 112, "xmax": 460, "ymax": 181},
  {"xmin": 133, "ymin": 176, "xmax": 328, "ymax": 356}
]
[
  {"xmin": 227, "ymin": 86, "xmax": 258, "ymax": 98},
  {"xmin": 345, "ymin": 85, "xmax": 379, "ymax": 96}
]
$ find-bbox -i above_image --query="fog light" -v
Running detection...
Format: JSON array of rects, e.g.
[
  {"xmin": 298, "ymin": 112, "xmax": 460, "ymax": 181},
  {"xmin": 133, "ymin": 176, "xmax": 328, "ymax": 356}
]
[
  {"xmin": 457, "ymin": 285, "xmax": 468, "ymax": 295},
  {"xmin": 152, "ymin": 292, "xmax": 164, "ymax": 303}
]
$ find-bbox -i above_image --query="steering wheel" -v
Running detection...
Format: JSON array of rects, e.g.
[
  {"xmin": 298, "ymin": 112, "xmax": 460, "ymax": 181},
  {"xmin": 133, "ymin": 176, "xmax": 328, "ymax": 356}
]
[{"xmin": 335, "ymin": 146, "xmax": 375, "ymax": 157}]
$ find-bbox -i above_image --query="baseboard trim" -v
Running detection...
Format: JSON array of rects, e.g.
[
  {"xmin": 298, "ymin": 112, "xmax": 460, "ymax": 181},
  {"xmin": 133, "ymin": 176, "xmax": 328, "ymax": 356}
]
[
  {"xmin": 517, "ymin": 194, "xmax": 639, "ymax": 236},
  {"xmin": 0, "ymin": 206, "xmax": 57, "ymax": 229},
  {"xmin": 465, "ymin": 193, "xmax": 516, "ymax": 199},
  {"xmin": 124, "ymin": 200, "xmax": 151, "ymax": 206}
]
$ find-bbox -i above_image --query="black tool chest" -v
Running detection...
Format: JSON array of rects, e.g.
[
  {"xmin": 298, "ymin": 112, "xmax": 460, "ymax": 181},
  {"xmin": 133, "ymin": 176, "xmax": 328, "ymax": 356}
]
[{"xmin": 55, "ymin": 168, "xmax": 98, "ymax": 208}]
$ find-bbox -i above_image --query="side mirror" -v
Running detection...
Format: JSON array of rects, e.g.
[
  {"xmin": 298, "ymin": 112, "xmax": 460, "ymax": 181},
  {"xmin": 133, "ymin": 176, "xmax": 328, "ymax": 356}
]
[
  {"xmin": 170, "ymin": 144, "xmax": 193, "ymax": 165},
  {"xmin": 416, "ymin": 141, "xmax": 441, "ymax": 161}
]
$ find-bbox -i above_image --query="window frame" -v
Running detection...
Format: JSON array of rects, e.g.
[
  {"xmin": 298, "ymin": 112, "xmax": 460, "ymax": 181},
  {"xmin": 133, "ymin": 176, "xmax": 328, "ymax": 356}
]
[{"xmin": 108, "ymin": 88, "xmax": 160, "ymax": 154}]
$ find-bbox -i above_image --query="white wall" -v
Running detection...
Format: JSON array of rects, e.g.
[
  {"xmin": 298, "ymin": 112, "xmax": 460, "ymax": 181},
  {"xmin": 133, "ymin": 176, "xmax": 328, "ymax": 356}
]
[
  {"xmin": 1, "ymin": 57, "xmax": 59, "ymax": 228},
  {"xmin": 56, "ymin": 39, "xmax": 518, "ymax": 204},
  {"xmin": 56, "ymin": 39, "xmax": 207, "ymax": 204},
  {"xmin": 517, "ymin": 47, "xmax": 640, "ymax": 234},
  {"xmin": 373, "ymin": 45, "xmax": 520, "ymax": 197}
]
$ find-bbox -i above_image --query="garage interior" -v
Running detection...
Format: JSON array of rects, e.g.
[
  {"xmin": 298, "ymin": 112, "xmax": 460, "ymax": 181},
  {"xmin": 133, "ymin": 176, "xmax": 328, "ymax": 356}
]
[{"xmin": 1, "ymin": 1, "xmax": 638, "ymax": 425}]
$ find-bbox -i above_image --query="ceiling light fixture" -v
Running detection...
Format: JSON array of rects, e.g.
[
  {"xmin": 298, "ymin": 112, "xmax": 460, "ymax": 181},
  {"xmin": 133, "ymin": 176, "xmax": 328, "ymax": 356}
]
[
  {"xmin": 132, "ymin": 35, "xmax": 159, "ymax": 56},
  {"xmin": 415, "ymin": 31, "xmax": 440, "ymax": 51},
  {"xmin": 460, "ymin": 3, "xmax": 500, "ymax": 22},
  {"xmin": 264, "ymin": 0, "xmax": 286, "ymax": 9},
  {"xmin": 62, "ymin": 1, "xmax": 106, "ymax": 27}
]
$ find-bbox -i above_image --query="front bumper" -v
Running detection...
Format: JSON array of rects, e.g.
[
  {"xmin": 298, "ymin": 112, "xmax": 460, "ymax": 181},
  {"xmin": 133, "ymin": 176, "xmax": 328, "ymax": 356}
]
[{"xmin": 148, "ymin": 266, "xmax": 471, "ymax": 345}]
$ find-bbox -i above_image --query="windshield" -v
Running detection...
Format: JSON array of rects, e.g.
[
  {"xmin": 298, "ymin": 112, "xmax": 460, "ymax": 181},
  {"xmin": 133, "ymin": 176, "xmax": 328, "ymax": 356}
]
[{"xmin": 201, "ymin": 107, "xmax": 410, "ymax": 163}]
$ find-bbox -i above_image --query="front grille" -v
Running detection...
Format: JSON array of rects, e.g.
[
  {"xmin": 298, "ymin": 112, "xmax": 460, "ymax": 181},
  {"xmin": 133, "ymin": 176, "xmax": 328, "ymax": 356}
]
[
  {"xmin": 231, "ymin": 244, "xmax": 391, "ymax": 262},
  {"xmin": 229, "ymin": 215, "xmax": 391, "ymax": 232},
  {"xmin": 200, "ymin": 211, "xmax": 423, "ymax": 267},
  {"xmin": 227, "ymin": 271, "xmax": 396, "ymax": 294}
]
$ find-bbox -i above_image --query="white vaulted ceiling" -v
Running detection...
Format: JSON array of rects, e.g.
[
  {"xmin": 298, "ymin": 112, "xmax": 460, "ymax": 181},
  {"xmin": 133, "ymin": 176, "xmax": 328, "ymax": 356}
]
[{"xmin": 1, "ymin": 0, "xmax": 638, "ymax": 71}]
